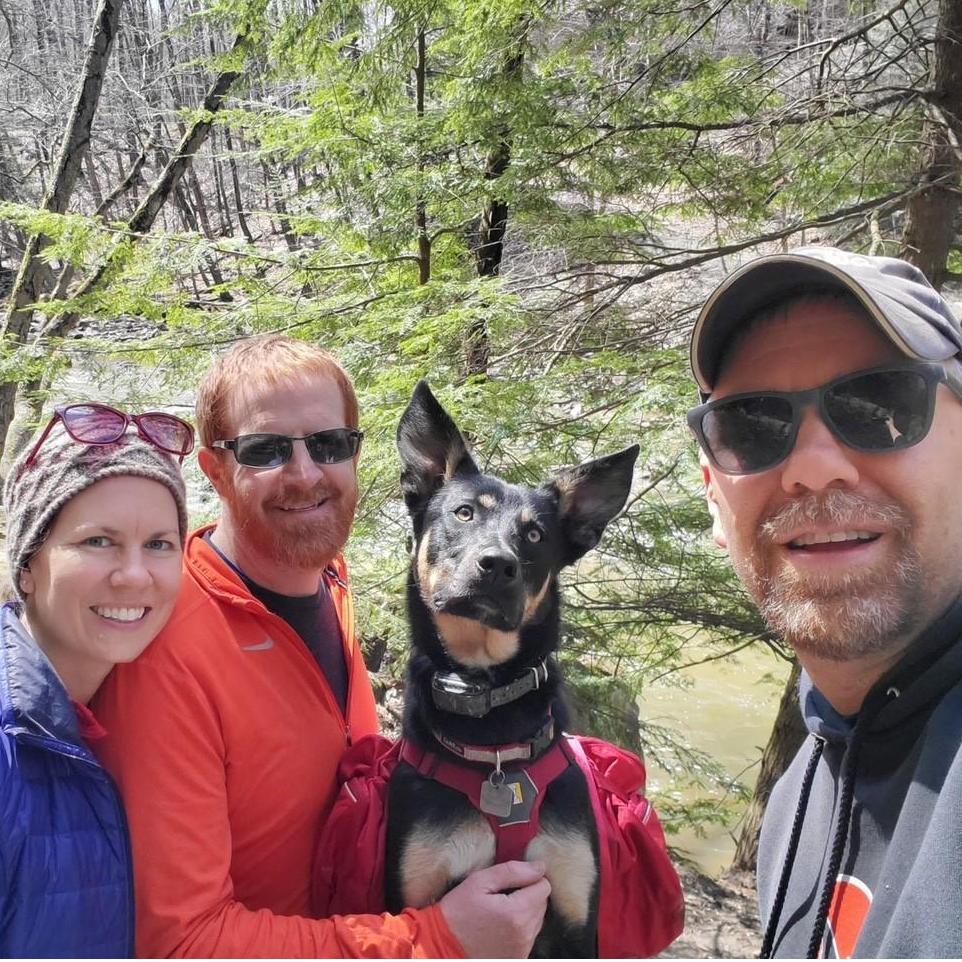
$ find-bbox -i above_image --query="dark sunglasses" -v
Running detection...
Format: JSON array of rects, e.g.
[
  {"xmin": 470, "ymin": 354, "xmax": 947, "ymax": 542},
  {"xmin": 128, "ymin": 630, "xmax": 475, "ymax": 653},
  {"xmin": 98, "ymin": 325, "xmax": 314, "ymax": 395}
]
[
  {"xmin": 212, "ymin": 428, "xmax": 363, "ymax": 468},
  {"xmin": 23, "ymin": 403, "xmax": 195, "ymax": 470},
  {"xmin": 688, "ymin": 361, "xmax": 952, "ymax": 476}
]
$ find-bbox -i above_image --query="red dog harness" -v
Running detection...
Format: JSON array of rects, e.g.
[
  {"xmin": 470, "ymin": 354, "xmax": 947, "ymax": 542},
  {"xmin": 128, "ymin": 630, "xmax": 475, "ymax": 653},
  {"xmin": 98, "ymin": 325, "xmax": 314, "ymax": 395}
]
[
  {"xmin": 313, "ymin": 732, "xmax": 685, "ymax": 957},
  {"xmin": 399, "ymin": 732, "xmax": 573, "ymax": 863}
]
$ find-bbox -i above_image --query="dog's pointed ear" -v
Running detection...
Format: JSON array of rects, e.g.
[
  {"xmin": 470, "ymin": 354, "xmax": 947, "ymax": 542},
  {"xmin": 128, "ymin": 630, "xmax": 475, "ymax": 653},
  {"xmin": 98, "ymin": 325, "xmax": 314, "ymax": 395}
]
[
  {"xmin": 397, "ymin": 381, "xmax": 479, "ymax": 511},
  {"xmin": 543, "ymin": 444, "xmax": 639, "ymax": 565}
]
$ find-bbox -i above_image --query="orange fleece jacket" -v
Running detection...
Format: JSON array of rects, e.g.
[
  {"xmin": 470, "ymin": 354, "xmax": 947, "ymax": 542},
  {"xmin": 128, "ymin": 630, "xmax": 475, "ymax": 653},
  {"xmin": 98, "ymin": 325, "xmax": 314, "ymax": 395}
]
[{"xmin": 92, "ymin": 526, "xmax": 463, "ymax": 958}]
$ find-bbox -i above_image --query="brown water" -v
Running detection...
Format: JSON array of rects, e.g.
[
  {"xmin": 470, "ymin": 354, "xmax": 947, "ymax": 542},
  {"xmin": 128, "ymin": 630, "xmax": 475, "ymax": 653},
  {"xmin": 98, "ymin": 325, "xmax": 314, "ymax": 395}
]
[{"xmin": 639, "ymin": 642, "xmax": 791, "ymax": 877}]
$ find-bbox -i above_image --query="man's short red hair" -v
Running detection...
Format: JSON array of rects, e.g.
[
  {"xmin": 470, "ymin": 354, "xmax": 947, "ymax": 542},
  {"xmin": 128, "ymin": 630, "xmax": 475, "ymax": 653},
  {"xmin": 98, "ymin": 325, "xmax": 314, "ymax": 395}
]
[{"xmin": 196, "ymin": 334, "xmax": 359, "ymax": 447}]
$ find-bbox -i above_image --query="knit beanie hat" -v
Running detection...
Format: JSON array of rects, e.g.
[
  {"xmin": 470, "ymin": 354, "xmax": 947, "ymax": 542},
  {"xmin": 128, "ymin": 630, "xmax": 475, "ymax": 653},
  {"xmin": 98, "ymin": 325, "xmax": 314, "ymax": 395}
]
[{"xmin": 3, "ymin": 429, "xmax": 189, "ymax": 602}]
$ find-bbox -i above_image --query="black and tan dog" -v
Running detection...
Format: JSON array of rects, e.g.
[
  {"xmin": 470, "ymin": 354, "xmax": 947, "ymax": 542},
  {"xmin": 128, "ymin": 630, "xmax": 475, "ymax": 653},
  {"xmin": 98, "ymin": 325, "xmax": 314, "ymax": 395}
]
[{"xmin": 386, "ymin": 381, "xmax": 638, "ymax": 957}]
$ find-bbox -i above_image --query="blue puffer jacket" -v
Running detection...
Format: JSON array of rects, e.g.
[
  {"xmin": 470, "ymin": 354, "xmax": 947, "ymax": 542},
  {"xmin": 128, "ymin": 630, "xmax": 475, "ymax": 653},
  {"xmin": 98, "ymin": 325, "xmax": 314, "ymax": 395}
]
[{"xmin": 0, "ymin": 603, "xmax": 134, "ymax": 958}]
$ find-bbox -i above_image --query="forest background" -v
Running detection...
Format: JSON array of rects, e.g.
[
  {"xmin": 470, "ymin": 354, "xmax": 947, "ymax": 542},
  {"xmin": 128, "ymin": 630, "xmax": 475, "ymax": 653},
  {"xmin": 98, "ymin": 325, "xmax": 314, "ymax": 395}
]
[{"xmin": 1, "ymin": 0, "xmax": 960, "ymax": 943}]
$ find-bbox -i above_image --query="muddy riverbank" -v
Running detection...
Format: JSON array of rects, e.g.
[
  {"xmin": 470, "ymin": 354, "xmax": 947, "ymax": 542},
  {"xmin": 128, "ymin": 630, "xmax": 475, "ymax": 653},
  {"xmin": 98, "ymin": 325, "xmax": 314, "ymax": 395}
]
[{"xmin": 660, "ymin": 867, "xmax": 761, "ymax": 959}]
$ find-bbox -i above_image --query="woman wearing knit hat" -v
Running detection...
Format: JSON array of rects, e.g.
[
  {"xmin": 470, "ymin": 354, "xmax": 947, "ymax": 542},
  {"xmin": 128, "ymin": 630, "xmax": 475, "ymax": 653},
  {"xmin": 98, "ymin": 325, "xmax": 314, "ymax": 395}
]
[{"xmin": 0, "ymin": 403, "xmax": 193, "ymax": 958}]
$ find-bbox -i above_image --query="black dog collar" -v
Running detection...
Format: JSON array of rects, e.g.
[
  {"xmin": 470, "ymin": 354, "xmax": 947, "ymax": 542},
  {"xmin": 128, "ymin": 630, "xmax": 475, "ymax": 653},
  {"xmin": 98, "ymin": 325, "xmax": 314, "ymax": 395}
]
[{"xmin": 431, "ymin": 661, "xmax": 549, "ymax": 718}]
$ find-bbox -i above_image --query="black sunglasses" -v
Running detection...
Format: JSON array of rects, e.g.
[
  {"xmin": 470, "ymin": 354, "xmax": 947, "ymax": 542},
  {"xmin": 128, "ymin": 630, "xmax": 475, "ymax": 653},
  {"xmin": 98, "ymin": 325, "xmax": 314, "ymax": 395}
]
[
  {"xmin": 688, "ymin": 361, "xmax": 952, "ymax": 476},
  {"xmin": 212, "ymin": 428, "xmax": 363, "ymax": 468}
]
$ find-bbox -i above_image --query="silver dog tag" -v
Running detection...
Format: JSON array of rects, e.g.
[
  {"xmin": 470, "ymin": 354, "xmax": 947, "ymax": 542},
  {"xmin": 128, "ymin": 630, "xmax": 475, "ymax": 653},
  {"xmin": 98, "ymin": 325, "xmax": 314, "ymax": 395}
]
[{"xmin": 480, "ymin": 772, "xmax": 514, "ymax": 818}]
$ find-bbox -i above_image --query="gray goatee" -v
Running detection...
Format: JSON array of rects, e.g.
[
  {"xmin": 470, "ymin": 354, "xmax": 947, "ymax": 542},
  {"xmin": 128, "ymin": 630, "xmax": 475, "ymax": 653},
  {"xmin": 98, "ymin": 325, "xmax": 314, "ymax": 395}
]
[{"xmin": 743, "ymin": 490, "xmax": 922, "ymax": 662}]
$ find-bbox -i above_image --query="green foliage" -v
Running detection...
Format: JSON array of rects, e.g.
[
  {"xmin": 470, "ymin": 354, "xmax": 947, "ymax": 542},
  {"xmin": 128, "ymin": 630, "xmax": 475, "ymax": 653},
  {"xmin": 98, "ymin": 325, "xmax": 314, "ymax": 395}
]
[
  {"xmin": 0, "ymin": 0, "xmax": 943, "ymax": 863},
  {"xmin": 0, "ymin": 203, "xmax": 115, "ymax": 271}
]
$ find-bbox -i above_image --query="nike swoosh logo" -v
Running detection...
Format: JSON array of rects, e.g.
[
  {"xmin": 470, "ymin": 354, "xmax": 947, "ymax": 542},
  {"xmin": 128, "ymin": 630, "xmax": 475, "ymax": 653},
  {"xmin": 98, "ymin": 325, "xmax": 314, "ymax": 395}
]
[{"xmin": 242, "ymin": 638, "xmax": 275, "ymax": 652}]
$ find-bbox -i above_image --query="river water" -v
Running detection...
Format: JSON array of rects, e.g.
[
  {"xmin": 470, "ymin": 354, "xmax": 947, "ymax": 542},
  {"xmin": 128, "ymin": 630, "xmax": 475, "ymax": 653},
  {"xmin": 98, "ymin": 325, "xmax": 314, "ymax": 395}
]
[{"xmin": 639, "ymin": 642, "xmax": 791, "ymax": 877}]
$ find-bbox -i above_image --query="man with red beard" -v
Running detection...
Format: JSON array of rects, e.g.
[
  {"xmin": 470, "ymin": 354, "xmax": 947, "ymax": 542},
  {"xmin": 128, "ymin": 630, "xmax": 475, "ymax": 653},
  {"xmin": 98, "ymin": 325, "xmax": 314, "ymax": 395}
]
[
  {"xmin": 689, "ymin": 248, "xmax": 962, "ymax": 959},
  {"xmin": 92, "ymin": 335, "xmax": 550, "ymax": 958}
]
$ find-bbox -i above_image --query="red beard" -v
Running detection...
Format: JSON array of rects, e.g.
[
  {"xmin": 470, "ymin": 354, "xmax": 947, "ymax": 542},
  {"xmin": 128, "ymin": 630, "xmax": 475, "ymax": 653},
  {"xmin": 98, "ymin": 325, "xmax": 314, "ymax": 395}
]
[{"xmin": 226, "ymin": 477, "xmax": 359, "ymax": 571}]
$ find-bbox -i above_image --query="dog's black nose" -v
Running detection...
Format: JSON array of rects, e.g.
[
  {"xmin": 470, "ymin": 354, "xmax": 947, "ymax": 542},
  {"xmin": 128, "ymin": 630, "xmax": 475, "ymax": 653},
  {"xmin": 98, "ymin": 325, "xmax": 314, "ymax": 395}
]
[{"xmin": 476, "ymin": 550, "xmax": 519, "ymax": 583}]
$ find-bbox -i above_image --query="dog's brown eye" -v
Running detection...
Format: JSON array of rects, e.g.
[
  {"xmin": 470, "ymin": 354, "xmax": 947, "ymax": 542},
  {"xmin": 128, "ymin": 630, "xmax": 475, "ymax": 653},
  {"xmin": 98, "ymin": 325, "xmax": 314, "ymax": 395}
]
[
  {"xmin": 454, "ymin": 505, "xmax": 474, "ymax": 522},
  {"xmin": 526, "ymin": 527, "xmax": 543, "ymax": 543}
]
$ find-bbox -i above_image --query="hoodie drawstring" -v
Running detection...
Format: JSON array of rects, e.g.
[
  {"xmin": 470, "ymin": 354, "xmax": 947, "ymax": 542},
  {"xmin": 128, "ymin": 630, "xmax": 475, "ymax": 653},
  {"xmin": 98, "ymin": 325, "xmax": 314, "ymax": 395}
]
[
  {"xmin": 763, "ymin": 681, "xmax": 897, "ymax": 959},
  {"xmin": 805, "ymin": 725, "xmax": 863, "ymax": 957},
  {"xmin": 806, "ymin": 682, "xmax": 899, "ymax": 958},
  {"xmin": 760, "ymin": 735, "xmax": 824, "ymax": 958}
]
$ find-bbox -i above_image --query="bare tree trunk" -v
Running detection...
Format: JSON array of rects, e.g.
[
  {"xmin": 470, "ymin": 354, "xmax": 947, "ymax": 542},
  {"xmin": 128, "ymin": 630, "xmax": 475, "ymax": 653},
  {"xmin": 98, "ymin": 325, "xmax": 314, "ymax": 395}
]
[
  {"xmin": 96, "ymin": 134, "xmax": 153, "ymax": 218},
  {"xmin": 118, "ymin": 39, "xmax": 245, "ymax": 238},
  {"xmin": 730, "ymin": 661, "xmax": 806, "ymax": 872},
  {"xmin": 463, "ymin": 31, "xmax": 526, "ymax": 379},
  {"xmin": 210, "ymin": 129, "xmax": 235, "ymax": 236},
  {"xmin": 32, "ymin": 0, "xmax": 55, "ymax": 52},
  {"xmin": 415, "ymin": 28, "xmax": 430, "ymax": 284},
  {"xmin": 175, "ymin": 182, "xmax": 201, "ymax": 232},
  {"xmin": 0, "ymin": 36, "xmax": 247, "ymax": 459},
  {"xmin": 0, "ymin": 0, "xmax": 123, "ymax": 441},
  {"xmin": 900, "ymin": 0, "xmax": 962, "ymax": 288},
  {"xmin": 34, "ymin": 136, "xmax": 49, "ymax": 196},
  {"xmin": 214, "ymin": 158, "xmax": 234, "ymax": 236},
  {"xmin": 3, "ymin": 0, "xmax": 122, "ymax": 330},
  {"xmin": 263, "ymin": 162, "xmax": 299, "ymax": 252},
  {"xmin": 0, "ymin": 1, "xmax": 19, "ymax": 56},
  {"xmin": 224, "ymin": 126, "xmax": 254, "ymax": 242},
  {"xmin": 173, "ymin": 183, "xmax": 226, "ymax": 291},
  {"xmin": 188, "ymin": 166, "xmax": 215, "ymax": 238},
  {"xmin": 84, "ymin": 146, "xmax": 105, "ymax": 208}
]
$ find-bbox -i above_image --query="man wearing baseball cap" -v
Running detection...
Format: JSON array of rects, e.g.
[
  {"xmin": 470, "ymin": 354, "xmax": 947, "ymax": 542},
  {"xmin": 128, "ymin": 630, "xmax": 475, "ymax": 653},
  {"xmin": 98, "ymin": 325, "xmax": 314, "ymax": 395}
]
[{"xmin": 688, "ymin": 246, "xmax": 962, "ymax": 958}]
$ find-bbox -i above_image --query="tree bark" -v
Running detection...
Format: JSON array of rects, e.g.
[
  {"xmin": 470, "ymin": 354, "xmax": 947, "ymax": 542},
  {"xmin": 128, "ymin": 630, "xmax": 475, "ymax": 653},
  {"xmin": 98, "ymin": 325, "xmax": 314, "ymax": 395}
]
[
  {"xmin": 730, "ymin": 660, "xmax": 806, "ymax": 873},
  {"xmin": 210, "ymin": 130, "xmax": 235, "ymax": 236},
  {"xmin": 262, "ymin": 162, "xmax": 299, "ymax": 252},
  {"xmin": 0, "ymin": 0, "xmax": 123, "ymax": 450},
  {"xmin": 2, "ymin": 0, "xmax": 123, "ymax": 339},
  {"xmin": 175, "ymin": 181, "xmax": 201, "ymax": 232},
  {"xmin": 415, "ymin": 27, "xmax": 430, "ymax": 284},
  {"xmin": 224, "ymin": 126, "xmax": 255, "ymax": 242},
  {"xmin": 0, "ymin": 1, "xmax": 19, "ymax": 57},
  {"xmin": 84, "ymin": 146, "xmax": 105, "ymax": 209},
  {"xmin": 0, "ymin": 35, "xmax": 247, "ymax": 459},
  {"xmin": 900, "ymin": 0, "xmax": 962, "ymax": 289},
  {"xmin": 463, "ymin": 30, "xmax": 526, "ymax": 379},
  {"xmin": 96, "ymin": 135, "xmax": 153, "ymax": 218},
  {"xmin": 122, "ymin": 41, "xmax": 244, "ymax": 239},
  {"xmin": 31, "ymin": 0, "xmax": 55, "ymax": 52},
  {"xmin": 187, "ymin": 167, "xmax": 213, "ymax": 235}
]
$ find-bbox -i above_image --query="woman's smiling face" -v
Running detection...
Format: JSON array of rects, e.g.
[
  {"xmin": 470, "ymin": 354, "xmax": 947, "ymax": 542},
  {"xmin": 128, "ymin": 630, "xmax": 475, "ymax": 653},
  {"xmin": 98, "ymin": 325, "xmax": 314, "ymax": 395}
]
[{"xmin": 20, "ymin": 474, "xmax": 183, "ymax": 701}]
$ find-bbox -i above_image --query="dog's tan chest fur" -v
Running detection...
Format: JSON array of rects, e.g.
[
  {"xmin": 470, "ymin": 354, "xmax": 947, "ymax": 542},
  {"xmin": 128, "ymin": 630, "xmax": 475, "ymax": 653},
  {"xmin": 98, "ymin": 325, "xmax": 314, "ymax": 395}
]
[
  {"xmin": 433, "ymin": 612, "xmax": 520, "ymax": 667},
  {"xmin": 526, "ymin": 823, "xmax": 598, "ymax": 927},
  {"xmin": 399, "ymin": 812, "xmax": 597, "ymax": 931},
  {"xmin": 400, "ymin": 814, "xmax": 495, "ymax": 907}
]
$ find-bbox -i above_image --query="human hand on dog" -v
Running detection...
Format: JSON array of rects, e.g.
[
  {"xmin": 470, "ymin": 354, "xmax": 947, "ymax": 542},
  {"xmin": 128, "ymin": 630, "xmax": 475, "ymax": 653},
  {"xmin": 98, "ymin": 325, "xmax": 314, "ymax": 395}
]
[{"xmin": 439, "ymin": 860, "xmax": 551, "ymax": 958}]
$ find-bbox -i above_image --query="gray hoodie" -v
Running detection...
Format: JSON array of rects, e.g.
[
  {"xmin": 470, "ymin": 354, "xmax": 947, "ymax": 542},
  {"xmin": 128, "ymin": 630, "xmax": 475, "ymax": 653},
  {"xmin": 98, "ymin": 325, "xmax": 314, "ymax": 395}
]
[{"xmin": 757, "ymin": 595, "xmax": 962, "ymax": 958}]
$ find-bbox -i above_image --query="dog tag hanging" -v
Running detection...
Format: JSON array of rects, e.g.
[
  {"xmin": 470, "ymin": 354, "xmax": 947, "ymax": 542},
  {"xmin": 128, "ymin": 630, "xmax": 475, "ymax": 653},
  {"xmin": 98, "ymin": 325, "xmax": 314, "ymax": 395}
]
[{"xmin": 480, "ymin": 769, "xmax": 514, "ymax": 818}]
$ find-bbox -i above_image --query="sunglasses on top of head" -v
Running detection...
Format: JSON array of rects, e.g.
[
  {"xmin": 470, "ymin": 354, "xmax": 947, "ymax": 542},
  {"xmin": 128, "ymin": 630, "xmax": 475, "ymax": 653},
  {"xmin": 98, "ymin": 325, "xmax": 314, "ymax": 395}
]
[
  {"xmin": 211, "ymin": 428, "xmax": 364, "ymax": 468},
  {"xmin": 688, "ymin": 361, "xmax": 957, "ymax": 476},
  {"xmin": 22, "ymin": 402, "xmax": 195, "ymax": 473}
]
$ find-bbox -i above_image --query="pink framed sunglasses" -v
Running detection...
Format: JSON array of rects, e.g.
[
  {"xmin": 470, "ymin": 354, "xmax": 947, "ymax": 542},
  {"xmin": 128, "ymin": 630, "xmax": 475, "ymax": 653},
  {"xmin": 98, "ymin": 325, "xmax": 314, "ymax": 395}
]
[{"xmin": 22, "ymin": 403, "xmax": 195, "ymax": 470}]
